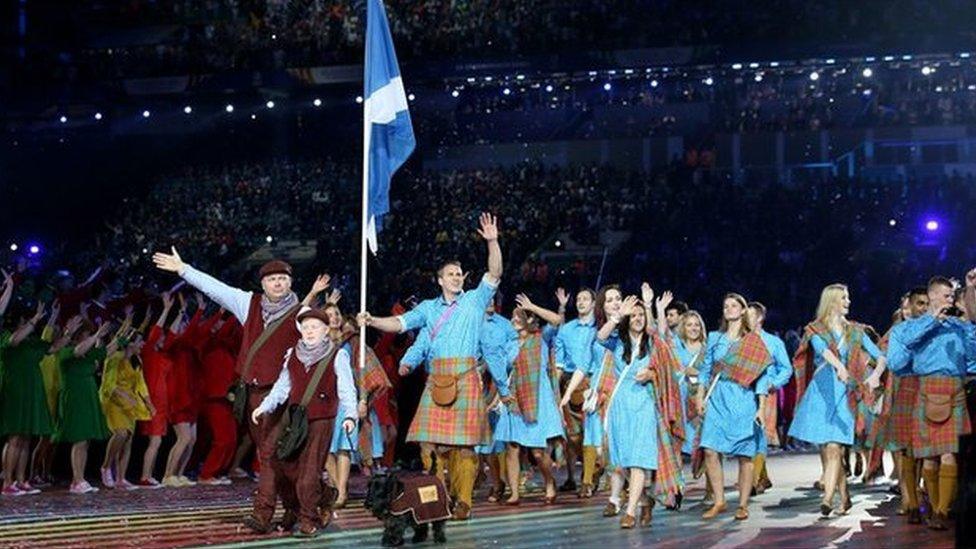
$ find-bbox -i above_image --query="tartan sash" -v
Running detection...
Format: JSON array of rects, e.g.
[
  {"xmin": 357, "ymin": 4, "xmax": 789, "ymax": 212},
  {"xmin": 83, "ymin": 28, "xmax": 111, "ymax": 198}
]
[
  {"xmin": 791, "ymin": 321, "xmax": 877, "ymax": 436},
  {"xmin": 350, "ymin": 336, "xmax": 393, "ymax": 397},
  {"xmin": 713, "ymin": 331, "xmax": 772, "ymax": 389},
  {"xmin": 648, "ymin": 335, "xmax": 687, "ymax": 505},
  {"xmin": 512, "ymin": 333, "xmax": 542, "ymax": 423}
]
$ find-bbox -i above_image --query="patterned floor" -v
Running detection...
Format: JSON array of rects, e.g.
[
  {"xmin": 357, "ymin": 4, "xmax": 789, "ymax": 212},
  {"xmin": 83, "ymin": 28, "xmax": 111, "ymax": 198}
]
[{"xmin": 0, "ymin": 453, "xmax": 956, "ymax": 548}]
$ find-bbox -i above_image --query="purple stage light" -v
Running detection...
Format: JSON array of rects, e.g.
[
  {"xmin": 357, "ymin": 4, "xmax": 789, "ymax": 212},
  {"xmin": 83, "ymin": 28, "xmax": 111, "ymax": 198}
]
[
  {"xmin": 28, "ymin": 244, "xmax": 40, "ymax": 255},
  {"xmin": 925, "ymin": 220, "xmax": 939, "ymax": 232}
]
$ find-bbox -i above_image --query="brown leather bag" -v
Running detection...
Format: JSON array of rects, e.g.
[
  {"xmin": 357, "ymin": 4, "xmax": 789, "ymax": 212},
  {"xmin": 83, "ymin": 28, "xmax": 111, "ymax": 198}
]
[
  {"xmin": 430, "ymin": 374, "xmax": 459, "ymax": 407},
  {"xmin": 922, "ymin": 392, "xmax": 957, "ymax": 424}
]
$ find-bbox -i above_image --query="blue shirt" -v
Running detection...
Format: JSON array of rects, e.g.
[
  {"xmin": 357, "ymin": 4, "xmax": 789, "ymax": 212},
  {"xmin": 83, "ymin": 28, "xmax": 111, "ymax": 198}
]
[
  {"xmin": 887, "ymin": 314, "xmax": 976, "ymax": 377},
  {"xmin": 554, "ymin": 317, "xmax": 597, "ymax": 373},
  {"xmin": 480, "ymin": 313, "xmax": 516, "ymax": 396},
  {"xmin": 755, "ymin": 329, "xmax": 795, "ymax": 394},
  {"xmin": 397, "ymin": 274, "xmax": 499, "ymax": 362}
]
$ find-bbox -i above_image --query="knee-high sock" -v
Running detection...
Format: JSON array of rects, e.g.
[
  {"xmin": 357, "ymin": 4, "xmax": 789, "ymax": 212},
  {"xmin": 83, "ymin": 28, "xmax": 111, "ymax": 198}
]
[
  {"xmin": 936, "ymin": 463, "xmax": 957, "ymax": 515},
  {"xmin": 901, "ymin": 452, "xmax": 918, "ymax": 509},
  {"xmin": 921, "ymin": 467, "xmax": 939, "ymax": 510},
  {"xmin": 455, "ymin": 454, "xmax": 478, "ymax": 507},
  {"xmin": 582, "ymin": 446, "xmax": 597, "ymax": 486},
  {"xmin": 753, "ymin": 454, "xmax": 768, "ymax": 487}
]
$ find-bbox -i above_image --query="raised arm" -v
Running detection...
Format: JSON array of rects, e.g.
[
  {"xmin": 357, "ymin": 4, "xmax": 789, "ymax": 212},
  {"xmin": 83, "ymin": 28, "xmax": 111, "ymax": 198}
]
[
  {"xmin": 11, "ymin": 301, "xmax": 46, "ymax": 346},
  {"xmin": 597, "ymin": 295, "xmax": 638, "ymax": 342},
  {"xmin": 0, "ymin": 269, "xmax": 14, "ymax": 318},
  {"xmin": 654, "ymin": 290, "xmax": 673, "ymax": 338},
  {"xmin": 156, "ymin": 293, "xmax": 174, "ymax": 328},
  {"xmin": 514, "ymin": 293, "xmax": 563, "ymax": 327},
  {"xmin": 477, "ymin": 212, "xmax": 503, "ymax": 284},
  {"xmin": 74, "ymin": 322, "xmax": 112, "ymax": 357},
  {"xmin": 553, "ymin": 288, "xmax": 569, "ymax": 326},
  {"xmin": 153, "ymin": 247, "xmax": 251, "ymax": 324},
  {"xmin": 301, "ymin": 274, "xmax": 331, "ymax": 307}
]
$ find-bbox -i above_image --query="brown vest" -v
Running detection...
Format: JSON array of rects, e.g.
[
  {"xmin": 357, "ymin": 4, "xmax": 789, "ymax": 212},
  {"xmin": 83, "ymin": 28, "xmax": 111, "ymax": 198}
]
[
  {"xmin": 286, "ymin": 349, "xmax": 339, "ymax": 421},
  {"xmin": 235, "ymin": 294, "xmax": 300, "ymax": 388}
]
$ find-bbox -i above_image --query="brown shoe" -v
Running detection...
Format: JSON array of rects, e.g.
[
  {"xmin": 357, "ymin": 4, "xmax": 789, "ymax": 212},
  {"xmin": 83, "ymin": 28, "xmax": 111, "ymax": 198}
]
[
  {"xmin": 278, "ymin": 510, "xmax": 298, "ymax": 532},
  {"xmin": 579, "ymin": 483, "xmax": 594, "ymax": 499},
  {"xmin": 620, "ymin": 514, "xmax": 636, "ymax": 529},
  {"xmin": 452, "ymin": 501, "xmax": 472, "ymax": 521},
  {"xmin": 734, "ymin": 507, "xmax": 749, "ymax": 521},
  {"xmin": 603, "ymin": 502, "xmax": 621, "ymax": 517},
  {"xmin": 701, "ymin": 502, "xmax": 728, "ymax": 519},
  {"xmin": 639, "ymin": 503, "xmax": 653, "ymax": 527},
  {"xmin": 242, "ymin": 515, "xmax": 272, "ymax": 534},
  {"xmin": 928, "ymin": 512, "xmax": 947, "ymax": 531}
]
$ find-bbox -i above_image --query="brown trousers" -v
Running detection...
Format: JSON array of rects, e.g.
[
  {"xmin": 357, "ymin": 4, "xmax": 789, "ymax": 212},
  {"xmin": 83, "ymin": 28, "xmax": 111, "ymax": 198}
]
[
  {"xmin": 272, "ymin": 417, "xmax": 335, "ymax": 530},
  {"xmin": 247, "ymin": 386, "xmax": 285, "ymax": 524}
]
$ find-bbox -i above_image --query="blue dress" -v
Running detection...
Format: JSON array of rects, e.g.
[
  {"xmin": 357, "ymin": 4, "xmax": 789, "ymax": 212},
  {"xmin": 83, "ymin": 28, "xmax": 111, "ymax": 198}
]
[
  {"xmin": 604, "ymin": 341, "xmax": 658, "ymax": 470},
  {"xmin": 494, "ymin": 332, "xmax": 565, "ymax": 449},
  {"xmin": 582, "ymin": 338, "xmax": 612, "ymax": 448},
  {"xmin": 673, "ymin": 339, "xmax": 704, "ymax": 455},
  {"xmin": 788, "ymin": 329, "xmax": 882, "ymax": 446},
  {"xmin": 698, "ymin": 331, "xmax": 781, "ymax": 458}
]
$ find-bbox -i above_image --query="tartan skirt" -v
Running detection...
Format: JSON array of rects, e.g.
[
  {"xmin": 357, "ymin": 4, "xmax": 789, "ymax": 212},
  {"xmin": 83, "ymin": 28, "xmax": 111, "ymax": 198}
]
[
  {"xmin": 885, "ymin": 376, "xmax": 917, "ymax": 451},
  {"xmin": 407, "ymin": 358, "xmax": 489, "ymax": 447},
  {"xmin": 911, "ymin": 376, "xmax": 971, "ymax": 458}
]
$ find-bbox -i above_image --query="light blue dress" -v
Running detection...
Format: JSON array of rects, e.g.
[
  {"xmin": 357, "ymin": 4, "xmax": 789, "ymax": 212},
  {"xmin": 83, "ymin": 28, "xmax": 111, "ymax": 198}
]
[
  {"xmin": 475, "ymin": 314, "xmax": 517, "ymax": 455},
  {"xmin": 673, "ymin": 339, "xmax": 703, "ymax": 455},
  {"xmin": 493, "ymin": 332, "xmax": 565, "ymax": 448},
  {"xmin": 582, "ymin": 337, "xmax": 613, "ymax": 448},
  {"xmin": 603, "ymin": 339, "xmax": 658, "ymax": 470},
  {"xmin": 788, "ymin": 329, "xmax": 882, "ymax": 446},
  {"xmin": 698, "ymin": 331, "xmax": 782, "ymax": 457}
]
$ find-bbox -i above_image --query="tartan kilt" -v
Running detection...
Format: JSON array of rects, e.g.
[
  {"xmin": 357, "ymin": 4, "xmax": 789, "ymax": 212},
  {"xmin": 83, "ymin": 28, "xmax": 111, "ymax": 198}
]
[
  {"xmin": 407, "ymin": 358, "xmax": 489, "ymax": 447},
  {"xmin": 911, "ymin": 376, "xmax": 971, "ymax": 458},
  {"xmin": 885, "ymin": 376, "xmax": 918, "ymax": 451}
]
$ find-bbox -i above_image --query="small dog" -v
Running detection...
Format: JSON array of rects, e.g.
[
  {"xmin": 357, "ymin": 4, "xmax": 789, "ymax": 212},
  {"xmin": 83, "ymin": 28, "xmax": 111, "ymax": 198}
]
[{"xmin": 364, "ymin": 471, "xmax": 450, "ymax": 547}]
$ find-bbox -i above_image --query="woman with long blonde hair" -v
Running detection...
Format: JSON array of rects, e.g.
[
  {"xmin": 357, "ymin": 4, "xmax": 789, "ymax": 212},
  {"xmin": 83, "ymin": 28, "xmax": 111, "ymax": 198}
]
[
  {"xmin": 673, "ymin": 310, "xmax": 707, "ymax": 456},
  {"xmin": 788, "ymin": 284, "xmax": 886, "ymax": 517}
]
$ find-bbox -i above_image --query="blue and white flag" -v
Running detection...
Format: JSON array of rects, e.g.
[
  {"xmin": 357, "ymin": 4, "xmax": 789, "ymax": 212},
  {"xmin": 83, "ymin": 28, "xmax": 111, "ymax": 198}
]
[{"xmin": 363, "ymin": 0, "xmax": 415, "ymax": 254}]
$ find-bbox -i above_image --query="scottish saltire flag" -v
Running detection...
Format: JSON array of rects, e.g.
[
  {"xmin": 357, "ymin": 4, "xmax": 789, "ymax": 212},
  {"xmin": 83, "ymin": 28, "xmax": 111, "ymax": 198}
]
[{"xmin": 364, "ymin": 0, "xmax": 415, "ymax": 254}]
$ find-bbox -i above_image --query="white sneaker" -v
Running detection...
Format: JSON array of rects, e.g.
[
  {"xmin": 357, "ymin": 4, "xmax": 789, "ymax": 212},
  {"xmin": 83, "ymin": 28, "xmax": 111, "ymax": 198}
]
[
  {"xmin": 178, "ymin": 476, "xmax": 197, "ymax": 487},
  {"xmin": 70, "ymin": 481, "xmax": 98, "ymax": 494},
  {"xmin": 100, "ymin": 467, "xmax": 116, "ymax": 489},
  {"xmin": 162, "ymin": 476, "xmax": 184, "ymax": 488}
]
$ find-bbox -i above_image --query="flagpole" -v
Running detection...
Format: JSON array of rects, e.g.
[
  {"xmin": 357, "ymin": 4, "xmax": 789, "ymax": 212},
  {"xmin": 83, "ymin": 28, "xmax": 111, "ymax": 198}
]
[{"xmin": 359, "ymin": 44, "xmax": 371, "ymax": 374}]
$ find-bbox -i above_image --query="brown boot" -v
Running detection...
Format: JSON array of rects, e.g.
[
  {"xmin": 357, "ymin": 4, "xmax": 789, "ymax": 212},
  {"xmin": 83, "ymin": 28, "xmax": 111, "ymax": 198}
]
[
  {"xmin": 242, "ymin": 514, "xmax": 272, "ymax": 534},
  {"xmin": 452, "ymin": 501, "xmax": 472, "ymax": 521},
  {"xmin": 619, "ymin": 514, "xmax": 636, "ymax": 529},
  {"xmin": 639, "ymin": 502, "xmax": 653, "ymax": 527},
  {"xmin": 602, "ymin": 501, "xmax": 621, "ymax": 517}
]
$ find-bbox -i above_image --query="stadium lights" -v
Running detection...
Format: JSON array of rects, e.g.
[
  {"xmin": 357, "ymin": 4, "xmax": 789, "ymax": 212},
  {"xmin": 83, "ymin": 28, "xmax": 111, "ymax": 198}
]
[
  {"xmin": 408, "ymin": 93, "xmax": 416, "ymax": 101},
  {"xmin": 650, "ymin": 79, "xmax": 659, "ymax": 88},
  {"xmin": 865, "ymin": 56, "xmax": 876, "ymax": 62},
  {"xmin": 142, "ymin": 110, "xmax": 151, "ymax": 118},
  {"xmin": 94, "ymin": 112, "xmax": 103, "ymax": 120},
  {"xmin": 545, "ymin": 84, "xmax": 554, "ymax": 92},
  {"xmin": 961, "ymin": 52, "xmax": 972, "ymax": 58},
  {"xmin": 9, "ymin": 244, "xmax": 17, "ymax": 252},
  {"xmin": 769, "ymin": 62, "xmax": 780, "ymax": 67},
  {"xmin": 749, "ymin": 62, "xmax": 759, "ymax": 68},
  {"xmin": 889, "ymin": 219, "xmax": 897, "ymax": 227},
  {"xmin": 451, "ymin": 90, "xmax": 460, "ymax": 98},
  {"xmin": 809, "ymin": 72, "xmax": 820, "ymax": 81},
  {"xmin": 503, "ymin": 88, "xmax": 511, "ymax": 95},
  {"xmin": 603, "ymin": 83, "xmax": 612, "ymax": 91},
  {"xmin": 754, "ymin": 74, "xmax": 764, "ymax": 82},
  {"xmin": 921, "ymin": 66, "xmax": 933, "ymax": 75},
  {"xmin": 28, "ymin": 245, "xmax": 40, "ymax": 255},
  {"xmin": 704, "ymin": 77, "xmax": 714, "ymax": 86},
  {"xmin": 225, "ymin": 104, "xmax": 234, "ymax": 113},
  {"xmin": 59, "ymin": 116, "xmax": 67, "ymax": 123},
  {"xmin": 862, "ymin": 68, "xmax": 873, "ymax": 78},
  {"xmin": 313, "ymin": 98, "xmax": 322, "ymax": 107},
  {"xmin": 355, "ymin": 96, "xmax": 364, "ymax": 104},
  {"xmin": 732, "ymin": 63, "xmax": 743, "ymax": 70},
  {"xmin": 266, "ymin": 235, "xmax": 273, "ymax": 243},
  {"xmin": 250, "ymin": 114, "xmax": 257, "ymax": 120},
  {"xmin": 183, "ymin": 105, "xmax": 192, "ymax": 114},
  {"xmin": 266, "ymin": 100, "xmax": 275, "ymax": 109}
]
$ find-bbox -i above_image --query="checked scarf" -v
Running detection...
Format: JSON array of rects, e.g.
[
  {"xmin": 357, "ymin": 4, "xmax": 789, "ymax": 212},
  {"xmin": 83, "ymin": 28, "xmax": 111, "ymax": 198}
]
[
  {"xmin": 511, "ymin": 333, "xmax": 543, "ymax": 423},
  {"xmin": 714, "ymin": 331, "xmax": 772, "ymax": 389},
  {"xmin": 791, "ymin": 321, "xmax": 876, "ymax": 437}
]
